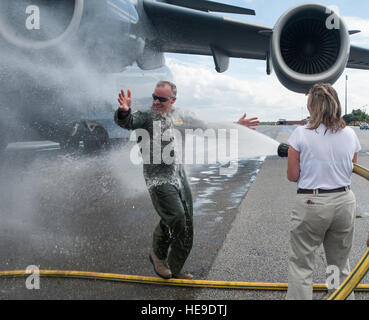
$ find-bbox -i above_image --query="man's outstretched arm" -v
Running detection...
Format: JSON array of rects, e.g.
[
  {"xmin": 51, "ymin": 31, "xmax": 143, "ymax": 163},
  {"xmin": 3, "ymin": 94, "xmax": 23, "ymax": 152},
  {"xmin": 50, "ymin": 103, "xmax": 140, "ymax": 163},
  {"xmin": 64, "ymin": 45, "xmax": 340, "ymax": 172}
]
[{"xmin": 237, "ymin": 113, "xmax": 260, "ymax": 130}]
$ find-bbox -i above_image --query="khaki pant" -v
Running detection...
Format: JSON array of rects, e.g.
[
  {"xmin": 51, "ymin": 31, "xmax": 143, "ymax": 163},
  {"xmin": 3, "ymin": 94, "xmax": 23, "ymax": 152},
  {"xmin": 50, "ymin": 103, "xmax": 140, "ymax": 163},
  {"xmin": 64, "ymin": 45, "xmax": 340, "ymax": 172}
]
[{"xmin": 286, "ymin": 190, "xmax": 356, "ymax": 300}]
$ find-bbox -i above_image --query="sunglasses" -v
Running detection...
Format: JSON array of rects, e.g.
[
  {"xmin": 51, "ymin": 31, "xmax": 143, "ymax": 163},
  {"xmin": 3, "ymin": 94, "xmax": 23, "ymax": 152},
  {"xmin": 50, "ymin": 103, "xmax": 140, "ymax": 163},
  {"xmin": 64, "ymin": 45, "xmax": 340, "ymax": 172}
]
[{"xmin": 152, "ymin": 94, "xmax": 173, "ymax": 102}]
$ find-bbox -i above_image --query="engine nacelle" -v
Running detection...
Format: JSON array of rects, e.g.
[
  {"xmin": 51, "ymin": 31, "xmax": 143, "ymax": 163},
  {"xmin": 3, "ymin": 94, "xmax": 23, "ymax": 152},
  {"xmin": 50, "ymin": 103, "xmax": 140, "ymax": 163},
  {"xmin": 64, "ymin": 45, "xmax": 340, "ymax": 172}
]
[
  {"xmin": 0, "ymin": 0, "xmax": 144, "ymax": 72},
  {"xmin": 271, "ymin": 3, "xmax": 350, "ymax": 93}
]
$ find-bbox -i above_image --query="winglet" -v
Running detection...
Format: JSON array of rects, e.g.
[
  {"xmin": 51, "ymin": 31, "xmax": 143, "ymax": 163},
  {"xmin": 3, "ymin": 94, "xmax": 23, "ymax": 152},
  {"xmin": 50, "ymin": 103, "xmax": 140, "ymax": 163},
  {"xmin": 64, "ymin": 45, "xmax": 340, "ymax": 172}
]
[
  {"xmin": 163, "ymin": 0, "xmax": 255, "ymax": 16},
  {"xmin": 349, "ymin": 30, "xmax": 361, "ymax": 35}
]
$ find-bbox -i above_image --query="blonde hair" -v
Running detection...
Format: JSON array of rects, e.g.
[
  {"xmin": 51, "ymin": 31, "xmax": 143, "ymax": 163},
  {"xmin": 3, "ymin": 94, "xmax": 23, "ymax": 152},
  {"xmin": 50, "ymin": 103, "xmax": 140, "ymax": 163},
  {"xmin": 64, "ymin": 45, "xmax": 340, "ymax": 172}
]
[{"xmin": 307, "ymin": 83, "xmax": 346, "ymax": 133}]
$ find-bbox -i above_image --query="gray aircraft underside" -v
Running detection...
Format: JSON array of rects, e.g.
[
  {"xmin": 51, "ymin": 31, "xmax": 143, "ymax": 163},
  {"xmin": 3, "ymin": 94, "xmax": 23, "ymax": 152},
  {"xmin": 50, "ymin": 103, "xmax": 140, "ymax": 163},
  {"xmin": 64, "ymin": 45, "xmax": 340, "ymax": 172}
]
[{"xmin": 1, "ymin": 0, "xmax": 369, "ymax": 152}]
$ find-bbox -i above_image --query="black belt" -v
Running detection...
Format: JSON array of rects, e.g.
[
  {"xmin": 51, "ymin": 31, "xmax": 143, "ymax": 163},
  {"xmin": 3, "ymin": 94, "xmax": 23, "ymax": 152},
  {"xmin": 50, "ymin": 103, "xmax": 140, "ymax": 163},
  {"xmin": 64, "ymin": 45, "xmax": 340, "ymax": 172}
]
[{"xmin": 297, "ymin": 186, "xmax": 350, "ymax": 195}]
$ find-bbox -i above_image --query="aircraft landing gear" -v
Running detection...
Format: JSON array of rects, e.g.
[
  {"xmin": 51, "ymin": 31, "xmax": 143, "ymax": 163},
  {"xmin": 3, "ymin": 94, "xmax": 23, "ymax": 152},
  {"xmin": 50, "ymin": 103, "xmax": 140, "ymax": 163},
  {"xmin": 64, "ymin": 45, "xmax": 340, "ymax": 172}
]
[
  {"xmin": 82, "ymin": 125, "xmax": 109, "ymax": 153},
  {"xmin": 67, "ymin": 120, "xmax": 109, "ymax": 153}
]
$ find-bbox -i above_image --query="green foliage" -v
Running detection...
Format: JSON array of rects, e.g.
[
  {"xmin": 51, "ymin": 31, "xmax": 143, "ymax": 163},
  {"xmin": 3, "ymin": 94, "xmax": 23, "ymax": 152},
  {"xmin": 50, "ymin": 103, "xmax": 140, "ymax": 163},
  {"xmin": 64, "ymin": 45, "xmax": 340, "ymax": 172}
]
[{"xmin": 343, "ymin": 109, "xmax": 369, "ymax": 124}]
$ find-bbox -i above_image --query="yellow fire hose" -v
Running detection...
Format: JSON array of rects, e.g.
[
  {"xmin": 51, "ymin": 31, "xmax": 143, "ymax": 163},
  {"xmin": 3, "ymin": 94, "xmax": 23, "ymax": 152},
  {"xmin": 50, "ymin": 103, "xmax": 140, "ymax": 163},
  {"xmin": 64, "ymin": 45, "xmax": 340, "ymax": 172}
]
[
  {"xmin": 328, "ymin": 163, "xmax": 369, "ymax": 300},
  {"xmin": 328, "ymin": 248, "xmax": 369, "ymax": 300},
  {"xmin": 0, "ymin": 269, "xmax": 369, "ymax": 292},
  {"xmin": 0, "ymin": 165, "xmax": 368, "ymax": 298},
  {"xmin": 353, "ymin": 163, "xmax": 369, "ymax": 181}
]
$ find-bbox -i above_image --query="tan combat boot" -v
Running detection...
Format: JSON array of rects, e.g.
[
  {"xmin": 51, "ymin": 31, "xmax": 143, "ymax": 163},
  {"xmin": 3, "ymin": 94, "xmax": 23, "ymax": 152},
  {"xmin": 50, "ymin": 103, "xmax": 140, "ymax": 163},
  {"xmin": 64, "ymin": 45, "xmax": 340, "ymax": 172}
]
[
  {"xmin": 172, "ymin": 271, "xmax": 194, "ymax": 280},
  {"xmin": 149, "ymin": 251, "xmax": 172, "ymax": 279}
]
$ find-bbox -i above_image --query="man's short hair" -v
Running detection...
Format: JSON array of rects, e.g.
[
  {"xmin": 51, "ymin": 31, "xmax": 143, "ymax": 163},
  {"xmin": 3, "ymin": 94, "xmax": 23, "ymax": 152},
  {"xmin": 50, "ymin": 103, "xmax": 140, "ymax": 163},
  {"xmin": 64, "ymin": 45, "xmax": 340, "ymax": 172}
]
[{"xmin": 156, "ymin": 81, "xmax": 177, "ymax": 97}]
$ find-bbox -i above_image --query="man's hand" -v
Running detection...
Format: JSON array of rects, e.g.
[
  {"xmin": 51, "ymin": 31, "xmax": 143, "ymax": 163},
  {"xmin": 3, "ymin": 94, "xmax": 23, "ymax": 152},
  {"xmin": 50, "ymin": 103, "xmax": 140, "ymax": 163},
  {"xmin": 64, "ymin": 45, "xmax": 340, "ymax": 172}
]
[
  {"xmin": 237, "ymin": 113, "xmax": 260, "ymax": 130},
  {"xmin": 118, "ymin": 89, "xmax": 132, "ymax": 112}
]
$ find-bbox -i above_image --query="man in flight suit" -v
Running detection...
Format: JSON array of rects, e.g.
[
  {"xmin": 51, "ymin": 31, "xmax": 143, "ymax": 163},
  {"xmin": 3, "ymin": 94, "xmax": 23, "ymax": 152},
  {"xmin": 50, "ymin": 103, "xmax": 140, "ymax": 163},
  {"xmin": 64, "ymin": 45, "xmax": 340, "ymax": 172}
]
[
  {"xmin": 114, "ymin": 81, "xmax": 194, "ymax": 279},
  {"xmin": 114, "ymin": 81, "xmax": 259, "ymax": 280}
]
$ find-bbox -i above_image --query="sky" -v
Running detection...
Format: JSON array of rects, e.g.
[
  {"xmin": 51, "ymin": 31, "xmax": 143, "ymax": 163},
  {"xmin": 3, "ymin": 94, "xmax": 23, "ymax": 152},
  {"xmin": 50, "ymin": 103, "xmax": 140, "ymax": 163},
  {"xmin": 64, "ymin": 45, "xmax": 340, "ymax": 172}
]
[{"xmin": 164, "ymin": 0, "xmax": 369, "ymax": 123}]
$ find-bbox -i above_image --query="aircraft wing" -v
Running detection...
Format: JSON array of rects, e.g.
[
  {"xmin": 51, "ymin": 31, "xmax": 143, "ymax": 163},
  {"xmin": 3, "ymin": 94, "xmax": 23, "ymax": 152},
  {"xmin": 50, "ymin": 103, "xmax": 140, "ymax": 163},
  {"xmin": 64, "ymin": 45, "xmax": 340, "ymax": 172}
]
[
  {"xmin": 347, "ymin": 45, "xmax": 369, "ymax": 70},
  {"xmin": 143, "ymin": 0, "xmax": 271, "ymax": 72},
  {"xmin": 144, "ymin": 0, "xmax": 369, "ymax": 75},
  {"xmin": 162, "ymin": 0, "xmax": 256, "ymax": 15}
]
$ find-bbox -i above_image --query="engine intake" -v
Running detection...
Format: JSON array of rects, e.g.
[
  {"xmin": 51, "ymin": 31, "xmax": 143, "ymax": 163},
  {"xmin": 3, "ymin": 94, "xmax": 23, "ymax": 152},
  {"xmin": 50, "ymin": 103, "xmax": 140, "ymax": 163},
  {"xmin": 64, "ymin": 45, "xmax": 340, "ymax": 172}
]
[
  {"xmin": 0, "ymin": 0, "xmax": 143, "ymax": 72},
  {"xmin": 271, "ymin": 4, "xmax": 350, "ymax": 93}
]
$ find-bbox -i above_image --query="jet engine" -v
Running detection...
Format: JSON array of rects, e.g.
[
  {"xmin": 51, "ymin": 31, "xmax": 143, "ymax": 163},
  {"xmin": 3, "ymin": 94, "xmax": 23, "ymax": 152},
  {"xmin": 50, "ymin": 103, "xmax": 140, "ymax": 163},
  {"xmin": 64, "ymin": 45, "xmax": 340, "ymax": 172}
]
[
  {"xmin": 271, "ymin": 4, "xmax": 350, "ymax": 93},
  {"xmin": 0, "ymin": 0, "xmax": 143, "ymax": 72}
]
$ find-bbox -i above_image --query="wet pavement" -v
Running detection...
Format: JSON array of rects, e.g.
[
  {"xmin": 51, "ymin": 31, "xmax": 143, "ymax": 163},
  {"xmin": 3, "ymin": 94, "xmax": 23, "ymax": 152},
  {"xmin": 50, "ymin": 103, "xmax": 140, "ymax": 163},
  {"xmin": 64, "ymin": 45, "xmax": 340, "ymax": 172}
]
[
  {"xmin": 1, "ymin": 125, "xmax": 368, "ymax": 300},
  {"xmin": 0, "ymin": 129, "xmax": 269, "ymax": 299},
  {"xmin": 195, "ymin": 126, "xmax": 369, "ymax": 300}
]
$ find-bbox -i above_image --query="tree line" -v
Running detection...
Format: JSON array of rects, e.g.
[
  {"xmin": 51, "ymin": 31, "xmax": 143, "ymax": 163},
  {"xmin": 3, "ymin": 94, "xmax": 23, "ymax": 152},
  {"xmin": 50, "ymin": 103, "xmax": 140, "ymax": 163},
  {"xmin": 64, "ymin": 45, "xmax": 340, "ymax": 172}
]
[{"xmin": 343, "ymin": 109, "xmax": 369, "ymax": 124}]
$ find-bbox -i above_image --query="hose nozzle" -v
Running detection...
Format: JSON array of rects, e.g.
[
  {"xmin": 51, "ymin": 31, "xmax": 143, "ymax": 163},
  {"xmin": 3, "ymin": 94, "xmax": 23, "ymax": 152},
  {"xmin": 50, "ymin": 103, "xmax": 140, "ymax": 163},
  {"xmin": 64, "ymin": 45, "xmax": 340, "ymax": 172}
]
[{"xmin": 278, "ymin": 143, "xmax": 290, "ymax": 158}]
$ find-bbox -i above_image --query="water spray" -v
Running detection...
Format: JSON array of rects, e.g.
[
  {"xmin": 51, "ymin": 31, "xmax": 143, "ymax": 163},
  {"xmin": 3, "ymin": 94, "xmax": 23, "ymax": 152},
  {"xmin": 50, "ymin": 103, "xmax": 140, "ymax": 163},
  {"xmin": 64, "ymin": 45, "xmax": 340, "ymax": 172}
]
[{"xmin": 0, "ymin": 0, "xmax": 84, "ymax": 49}]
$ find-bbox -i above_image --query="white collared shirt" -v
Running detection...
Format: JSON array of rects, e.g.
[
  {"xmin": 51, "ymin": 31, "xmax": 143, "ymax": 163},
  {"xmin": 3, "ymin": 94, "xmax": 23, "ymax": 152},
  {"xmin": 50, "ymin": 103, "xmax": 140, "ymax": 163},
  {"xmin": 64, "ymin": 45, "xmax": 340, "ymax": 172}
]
[{"xmin": 288, "ymin": 124, "xmax": 361, "ymax": 190}]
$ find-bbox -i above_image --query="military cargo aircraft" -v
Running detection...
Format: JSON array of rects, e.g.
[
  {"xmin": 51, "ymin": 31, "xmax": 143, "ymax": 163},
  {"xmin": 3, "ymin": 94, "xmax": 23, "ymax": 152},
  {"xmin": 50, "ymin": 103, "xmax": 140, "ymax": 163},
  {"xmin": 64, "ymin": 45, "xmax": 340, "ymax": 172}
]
[{"xmin": 1, "ymin": 0, "xmax": 369, "ymax": 153}]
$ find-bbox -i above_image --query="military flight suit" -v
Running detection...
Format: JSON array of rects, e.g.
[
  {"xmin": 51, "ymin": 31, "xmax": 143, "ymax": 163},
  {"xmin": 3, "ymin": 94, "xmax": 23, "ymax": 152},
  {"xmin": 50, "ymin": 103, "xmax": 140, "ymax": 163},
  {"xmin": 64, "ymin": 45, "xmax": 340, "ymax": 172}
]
[{"xmin": 114, "ymin": 107, "xmax": 193, "ymax": 274}]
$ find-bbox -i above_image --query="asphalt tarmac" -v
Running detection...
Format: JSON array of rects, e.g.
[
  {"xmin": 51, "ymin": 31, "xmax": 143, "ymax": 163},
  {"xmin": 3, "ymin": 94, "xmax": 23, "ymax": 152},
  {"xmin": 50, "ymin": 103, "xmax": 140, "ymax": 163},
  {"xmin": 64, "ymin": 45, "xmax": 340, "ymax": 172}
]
[
  {"xmin": 1, "ymin": 126, "xmax": 369, "ymax": 300},
  {"xmin": 196, "ymin": 126, "xmax": 369, "ymax": 300},
  {"xmin": 0, "ymin": 133, "xmax": 264, "ymax": 300}
]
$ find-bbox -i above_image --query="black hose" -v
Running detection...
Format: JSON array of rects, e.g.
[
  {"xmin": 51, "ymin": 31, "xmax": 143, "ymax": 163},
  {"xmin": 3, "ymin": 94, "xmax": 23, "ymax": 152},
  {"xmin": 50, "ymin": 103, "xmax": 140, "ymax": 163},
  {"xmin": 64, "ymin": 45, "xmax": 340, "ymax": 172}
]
[{"xmin": 278, "ymin": 143, "xmax": 290, "ymax": 158}]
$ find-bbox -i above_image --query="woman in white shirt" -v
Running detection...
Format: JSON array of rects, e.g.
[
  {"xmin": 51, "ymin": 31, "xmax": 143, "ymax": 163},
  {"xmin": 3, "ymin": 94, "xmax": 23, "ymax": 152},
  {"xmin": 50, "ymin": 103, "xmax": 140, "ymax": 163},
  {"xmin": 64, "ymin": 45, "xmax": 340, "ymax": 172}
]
[{"xmin": 286, "ymin": 83, "xmax": 361, "ymax": 300}]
